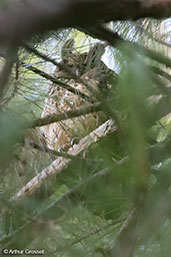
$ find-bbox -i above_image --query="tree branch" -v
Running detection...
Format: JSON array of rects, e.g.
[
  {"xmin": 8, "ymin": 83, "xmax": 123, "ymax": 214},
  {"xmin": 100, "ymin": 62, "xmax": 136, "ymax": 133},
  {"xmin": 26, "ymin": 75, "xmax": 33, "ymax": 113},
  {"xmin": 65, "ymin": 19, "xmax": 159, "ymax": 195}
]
[
  {"xmin": 11, "ymin": 119, "xmax": 117, "ymax": 200},
  {"xmin": 11, "ymin": 123, "xmax": 171, "ymax": 202},
  {"xmin": 84, "ymin": 24, "xmax": 171, "ymax": 69},
  {"xmin": 0, "ymin": 0, "xmax": 170, "ymax": 47},
  {"xmin": 150, "ymin": 66, "xmax": 171, "ymax": 82},
  {"xmin": 0, "ymin": 47, "xmax": 18, "ymax": 104},
  {"xmin": 31, "ymin": 101, "xmax": 102, "ymax": 127},
  {"xmin": 23, "ymin": 43, "xmax": 110, "ymax": 100},
  {"xmin": 21, "ymin": 62, "xmax": 91, "ymax": 102},
  {"xmin": 29, "ymin": 93, "xmax": 170, "ymax": 130}
]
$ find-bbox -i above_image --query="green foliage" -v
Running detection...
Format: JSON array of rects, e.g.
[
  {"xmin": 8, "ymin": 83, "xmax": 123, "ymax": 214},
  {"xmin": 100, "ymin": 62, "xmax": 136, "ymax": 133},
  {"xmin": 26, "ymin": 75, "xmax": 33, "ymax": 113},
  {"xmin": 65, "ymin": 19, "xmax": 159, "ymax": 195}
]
[{"xmin": 0, "ymin": 19, "xmax": 171, "ymax": 257}]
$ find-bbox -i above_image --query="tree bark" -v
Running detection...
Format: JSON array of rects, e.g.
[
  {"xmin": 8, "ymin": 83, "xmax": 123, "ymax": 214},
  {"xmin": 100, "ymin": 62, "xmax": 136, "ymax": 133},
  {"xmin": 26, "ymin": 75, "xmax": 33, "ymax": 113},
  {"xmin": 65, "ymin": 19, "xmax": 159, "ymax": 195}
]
[{"xmin": 0, "ymin": 0, "xmax": 170, "ymax": 46}]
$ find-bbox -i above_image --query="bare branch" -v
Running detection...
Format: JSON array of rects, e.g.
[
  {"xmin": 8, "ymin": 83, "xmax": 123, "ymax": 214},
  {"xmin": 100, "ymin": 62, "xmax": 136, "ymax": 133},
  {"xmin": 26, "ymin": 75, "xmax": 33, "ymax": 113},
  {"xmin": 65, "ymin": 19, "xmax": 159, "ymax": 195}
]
[
  {"xmin": 0, "ymin": 48, "xmax": 18, "ymax": 104},
  {"xmin": 24, "ymin": 43, "xmax": 90, "ymax": 82},
  {"xmin": 11, "ymin": 119, "xmax": 117, "ymax": 200},
  {"xmin": 0, "ymin": 1, "xmax": 170, "ymax": 47},
  {"xmin": 31, "ymin": 101, "xmax": 102, "ymax": 127},
  {"xmin": 24, "ymin": 43, "xmax": 108, "ymax": 97},
  {"xmin": 12, "ymin": 124, "xmax": 171, "ymax": 201},
  {"xmin": 21, "ymin": 62, "xmax": 91, "ymax": 102},
  {"xmin": 30, "ymin": 93, "xmax": 170, "ymax": 130},
  {"xmin": 84, "ymin": 24, "xmax": 171, "ymax": 69}
]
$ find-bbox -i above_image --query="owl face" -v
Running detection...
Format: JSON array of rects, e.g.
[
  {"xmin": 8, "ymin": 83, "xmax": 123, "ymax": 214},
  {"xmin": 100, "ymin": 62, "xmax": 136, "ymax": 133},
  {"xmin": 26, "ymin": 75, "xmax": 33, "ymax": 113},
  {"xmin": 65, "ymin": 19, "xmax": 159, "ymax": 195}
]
[{"xmin": 60, "ymin": 39, "xmax": 107, "ymax": 78}]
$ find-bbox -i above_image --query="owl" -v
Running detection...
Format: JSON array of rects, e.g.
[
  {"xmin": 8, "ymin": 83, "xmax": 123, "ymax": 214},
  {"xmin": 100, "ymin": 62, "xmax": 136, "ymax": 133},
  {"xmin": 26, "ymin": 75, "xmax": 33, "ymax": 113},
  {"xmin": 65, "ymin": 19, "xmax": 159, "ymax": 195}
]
[{"xmin": 40, "ymin": 39, "xmax": 112, "ymax": 152}]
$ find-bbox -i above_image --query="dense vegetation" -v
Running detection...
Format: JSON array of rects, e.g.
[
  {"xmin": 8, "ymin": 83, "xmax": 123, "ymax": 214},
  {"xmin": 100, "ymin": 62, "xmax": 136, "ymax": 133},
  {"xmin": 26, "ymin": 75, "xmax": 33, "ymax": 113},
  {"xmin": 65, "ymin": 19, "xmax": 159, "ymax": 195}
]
[{"xmin": 0, "ymin": 1, "xmax": 170, "ymax": 257}]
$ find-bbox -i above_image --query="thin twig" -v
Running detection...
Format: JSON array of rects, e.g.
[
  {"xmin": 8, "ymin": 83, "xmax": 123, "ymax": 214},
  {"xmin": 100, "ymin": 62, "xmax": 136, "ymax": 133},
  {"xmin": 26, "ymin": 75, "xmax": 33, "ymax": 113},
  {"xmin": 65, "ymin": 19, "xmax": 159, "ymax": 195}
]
[
  {"xmin": 83, "ymin": 24, "xmax": 171, "ymax": 69},
  {"xmin": 150, "ymin": 66, "xmax": 171, "ymax": 82},
  {"xmin": 23, "ymin": 43, "xmax": 99, "ymax": 89},
  {"xmin": 21, "ymin": 62, "xmax": 91, "ymax": 102},
  {"xmin": 11, "ymin": 119, "xmax": 117, "ymax": 200}
]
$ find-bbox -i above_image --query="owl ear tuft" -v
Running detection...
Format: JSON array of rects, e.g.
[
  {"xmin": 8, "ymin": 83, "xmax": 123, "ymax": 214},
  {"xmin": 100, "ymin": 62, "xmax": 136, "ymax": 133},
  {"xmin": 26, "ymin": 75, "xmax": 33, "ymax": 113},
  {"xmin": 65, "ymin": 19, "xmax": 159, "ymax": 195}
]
[{"xmin": 61, "ymin": 39, "xmax": 75, "ymax": 62}]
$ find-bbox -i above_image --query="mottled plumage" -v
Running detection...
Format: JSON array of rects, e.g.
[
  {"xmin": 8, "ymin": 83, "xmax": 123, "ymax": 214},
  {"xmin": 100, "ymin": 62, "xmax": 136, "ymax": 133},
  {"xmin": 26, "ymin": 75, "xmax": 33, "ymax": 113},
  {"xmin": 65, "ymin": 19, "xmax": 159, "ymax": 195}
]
[{"xmin": 41, "ymin": 40, "xmax": 111, "ymax": 151}]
